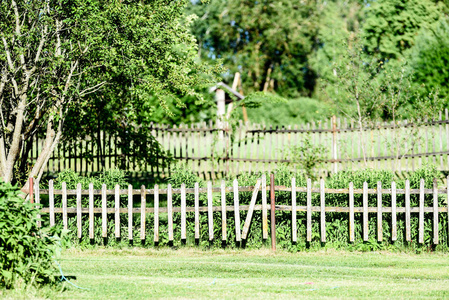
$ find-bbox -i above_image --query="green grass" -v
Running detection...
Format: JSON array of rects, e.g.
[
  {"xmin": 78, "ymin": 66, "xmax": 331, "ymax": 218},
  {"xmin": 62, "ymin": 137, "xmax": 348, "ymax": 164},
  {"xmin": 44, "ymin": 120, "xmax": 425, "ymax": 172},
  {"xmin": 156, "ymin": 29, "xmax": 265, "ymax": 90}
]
[{"xmin": 3, "ymin": 248, "xmax": 449, "ymax": 299}]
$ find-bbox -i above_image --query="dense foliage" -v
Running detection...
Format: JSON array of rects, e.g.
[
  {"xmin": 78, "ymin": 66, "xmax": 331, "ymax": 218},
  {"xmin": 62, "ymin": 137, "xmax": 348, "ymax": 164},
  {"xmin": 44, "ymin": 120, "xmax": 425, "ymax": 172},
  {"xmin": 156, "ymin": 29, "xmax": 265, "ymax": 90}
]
[
  {"xmin": 0, "ymin": 182, "xmax": 62, "ymax": 288},
  {"xmin": 46, "ymin": 164, "xmax": 447, "ymax": 251}
]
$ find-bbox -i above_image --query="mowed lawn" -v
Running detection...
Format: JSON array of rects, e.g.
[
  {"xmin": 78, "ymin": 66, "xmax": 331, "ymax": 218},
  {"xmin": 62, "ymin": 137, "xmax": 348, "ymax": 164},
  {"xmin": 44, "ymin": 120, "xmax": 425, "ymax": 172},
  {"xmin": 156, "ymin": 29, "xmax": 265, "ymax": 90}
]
[{"xmin": 6, "ymin": 248, "xmax": 449, "ymax": 299}]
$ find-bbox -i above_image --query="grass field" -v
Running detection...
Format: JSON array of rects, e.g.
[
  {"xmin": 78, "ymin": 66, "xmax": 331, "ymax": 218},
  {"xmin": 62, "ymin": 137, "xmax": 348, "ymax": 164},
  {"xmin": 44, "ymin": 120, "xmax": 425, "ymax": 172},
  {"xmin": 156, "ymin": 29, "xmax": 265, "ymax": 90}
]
[{"xmin": 3, "ymin": 248, "xmax": 449, "ymax": 299}]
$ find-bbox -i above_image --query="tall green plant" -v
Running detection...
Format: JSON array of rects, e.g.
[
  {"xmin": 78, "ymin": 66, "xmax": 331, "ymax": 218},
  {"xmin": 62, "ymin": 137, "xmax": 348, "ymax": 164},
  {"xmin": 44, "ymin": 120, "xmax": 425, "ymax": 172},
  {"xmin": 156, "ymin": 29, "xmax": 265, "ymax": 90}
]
[{"xmin": 0, "ymin": 182, "xmax": 62, "ymax": 288}]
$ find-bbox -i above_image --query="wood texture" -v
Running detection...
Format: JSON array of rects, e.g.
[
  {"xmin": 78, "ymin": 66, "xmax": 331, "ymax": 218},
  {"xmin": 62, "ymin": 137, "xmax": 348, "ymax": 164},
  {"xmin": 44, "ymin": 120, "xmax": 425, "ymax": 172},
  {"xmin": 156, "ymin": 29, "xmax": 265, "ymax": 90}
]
[
  {"xmin": 320, "ymin": 179, "xmax": 326, "ymax": 243},
  {"xmin": 89, "ymin": 183, "xmax": 94, "ymax": 239},
  {"xmin": 391, "ymin": 181, "xmax": 397, "ymax": 241},
  {"xmin": 140, "ymin": 186, "xmax": 146, "ymax": 240},
  {"xmin": 306, "ymin": 178, "xmax": 312, "ymax": 242},
  {"xmin": 405, "ymin": 180, "xmax": 411, "ymax": 242},
  {"xmin": 349, "ymin": 182, "xmax": 354, "ymax": 242},
  {"xmin": 181, "ymin": 183, "xmax": 187, "ymax": 240},
  {"xmin": 291, "ymin": 178, "xmax": 297, "ymax": 243},
  {"xmin": 194, "ymin": 182, "xmax": 200, "ymax": 240},
  {"xmin": 77, "ymin": 183, "xmax": 82, "ymax": 239},
  {"xmin": 115, "ymin": 184, "xmax": 120, "ymax": 238},
  {"xmin": 62, "ymin": 182, "xmax": 67, "ymax": 230},
  {"xmin": 419, "ymin": 179, "xmax": 425, "ymax": 244},
  {"xmin": 234, "ymin": 179, "xmax": 241, "ymax": 242},
  {"xmin": 154, "ymin": 185, "xmax": 159, "ymax": 243},
  {"xmin": 262, "ymin": 174, "xmax": 268, "ymax": 239},
  {"xmin": 363, "ymin": 182, "xmax": 368, "ymax": 242},
  {"xmin": 221, "ymin": 180, "xmax": 227, "ymax": 242},
  {"xmin": 167, "ymin": 184, "xmax": 173, "ymax": 242},
  {"xmin": 208, "ymin": 181, "xmax": 214, "ymax": 241},
  {"xmin": 377, "ymin": 181, "xmax": 383, "ymax": 242},
  {"xmin": 242, "ymin": 179, "xmax": 261, "ymax": 240},
  {"xmin": 49, "ymin": 180, "xmax": 55, "ymax": 227},
  {"xmin": 102, "ymin": 184, "xmax": 107, "ymax": 238},
  {"xmin": 128, "ymin": 184, "xmax": 133, "ymax": 240}
]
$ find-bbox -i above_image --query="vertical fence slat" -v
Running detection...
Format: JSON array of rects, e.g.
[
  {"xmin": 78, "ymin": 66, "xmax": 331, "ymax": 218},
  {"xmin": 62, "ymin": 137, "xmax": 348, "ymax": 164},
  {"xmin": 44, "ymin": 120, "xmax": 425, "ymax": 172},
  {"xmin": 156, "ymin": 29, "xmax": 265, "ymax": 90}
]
[
  {"xmin": 262, "ymin": 174, "xmax": 268, "ymax": 239},
  {"xmin": 349, "ymin": 182, "xmax": 354, "ymax": 242},
  {"xmin": 77, "ymin": 183, "xmax": 82, "ymax": 239},
  {"xmin": 320, "ymin": 179, "xmax": 326, "ymax": 243},
  {"xmin": 115, "ymin": 184, "xmax": 120, "ymax": 239},
  {"xmin": 291, "ymin": 178, "xmax": 297, "ymax": 243},
  {"xmin": 89, "ymin": 183, "xmax": 94, "ymax": 239},
  {"xmin": 154, "ymin": 185, "xmax": 159, "ymax": 243},
  {"xmin": 447, "ymin": 176, "xmax": 449, "ymax": 244},
  {"xmin": 234, "ymin": 179, "xmax": 241, "ymax": 242},
  {"xmin": 207, "ymin": 181, "xmax": 214, "ymax": 241},
  {"xmin": 377, "ymin": 181, "xmax": 383, "ymax": 242},
  {"xmin": 128, "ymin": 184, "xmax": 133, "ymax": 241},
  {"xmin": 194, "ymin": 182, "xmax": 200, "ymax": 240},
  {"xmin": 391, "ymin": 181, "xmax": 397, "ymax": 242},
  {"xmin": 102, "ymin": 184, "xmax": 107, "ymax": 238},
  {"xmin": 405, "ymin": 180, "xmax": 411, "ymax": 242},
  {"xmin": 221, "ymin": 180, "xmax": 227, "ymax": 242},
  {"xmin": 306, "ymin": 178, "xmax": 312, "ymax": 242},
  {"xmin": 181, "ymin": 183, "xmax": 187, "ymax": 240},
  {"xmin": 242, "ymin": 179, "xmax": 261, "ymax": 240},
  {"xmin": 62, "ymin": 182, "xmax": 68, "ymax": 231},
  {"xmin": 140, "ymin": 185, "xmax": 146, "ymax": 241},
  {"xmin": 168, "ymin": 184, "xmax": 174, "ymax": 242},
  {"xmin": 363, "ymin": 181, "xmax": 368, "ymax": 242},
  {"xmin": 35, "ymin": 180, "xmax": 41, "ymax": 228},
  {"xmin": 49, "ymin": 180, "xmax": 55, "ymax": 227},
  {"xmin": 433, "ymin": 179, "xmax": 439, "ymax": 245},
  {"xmin": 419, "ymin": 179, "xmax": 424, "ymax": 244}
]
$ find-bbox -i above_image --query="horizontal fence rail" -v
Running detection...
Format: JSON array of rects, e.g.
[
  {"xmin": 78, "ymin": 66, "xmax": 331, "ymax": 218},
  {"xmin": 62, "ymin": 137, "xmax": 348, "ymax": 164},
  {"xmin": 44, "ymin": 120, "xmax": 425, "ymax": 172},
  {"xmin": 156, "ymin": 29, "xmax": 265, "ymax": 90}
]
[
  {"xmin": 31, "ymin": 109, "xmax": 449, "ymax": 180},
  {"xmin": 34, "ymin": 175, "xmax": 449, "ymax": 246}
]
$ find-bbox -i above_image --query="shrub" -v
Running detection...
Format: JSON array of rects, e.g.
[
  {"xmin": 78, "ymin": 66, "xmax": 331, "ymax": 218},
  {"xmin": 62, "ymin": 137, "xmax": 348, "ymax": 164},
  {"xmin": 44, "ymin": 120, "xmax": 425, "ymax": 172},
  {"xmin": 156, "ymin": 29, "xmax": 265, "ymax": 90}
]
[{"xmin": 0, "ymin": 182, "xmax": 62, "ymax": 288}]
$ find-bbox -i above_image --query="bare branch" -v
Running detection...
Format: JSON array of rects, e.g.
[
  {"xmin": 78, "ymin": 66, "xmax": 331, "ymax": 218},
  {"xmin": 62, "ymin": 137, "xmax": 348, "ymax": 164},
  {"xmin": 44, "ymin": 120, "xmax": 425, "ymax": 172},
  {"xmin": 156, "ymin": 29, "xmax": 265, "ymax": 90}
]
[{"xmin": 79, "ymin": 81, "xmax": 107, "ymax": 97}]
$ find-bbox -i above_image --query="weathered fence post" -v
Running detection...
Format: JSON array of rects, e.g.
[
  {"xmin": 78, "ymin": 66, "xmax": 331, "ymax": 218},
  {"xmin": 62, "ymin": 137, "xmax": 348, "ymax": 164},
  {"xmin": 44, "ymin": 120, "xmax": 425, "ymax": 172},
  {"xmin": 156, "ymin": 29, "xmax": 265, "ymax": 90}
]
[
  {"xmin": 270, "ymin": 173, "xmax": 276, "ymax": 251},
  {"xmin": 331, "ymin": 115, "xmax": 338, "ymax": 174}
]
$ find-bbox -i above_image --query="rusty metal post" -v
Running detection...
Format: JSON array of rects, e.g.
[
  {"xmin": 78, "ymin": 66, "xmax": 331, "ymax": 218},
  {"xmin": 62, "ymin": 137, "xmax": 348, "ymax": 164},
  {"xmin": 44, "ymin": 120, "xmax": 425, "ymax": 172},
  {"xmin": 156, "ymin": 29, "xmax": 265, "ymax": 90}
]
[
  {"xmin": 270, "ymin": 173, "xmax": 276, "ymax": 251},
  {"xmin": 29, "ymin": 177, "xmax": 34, "ymax": 204}
]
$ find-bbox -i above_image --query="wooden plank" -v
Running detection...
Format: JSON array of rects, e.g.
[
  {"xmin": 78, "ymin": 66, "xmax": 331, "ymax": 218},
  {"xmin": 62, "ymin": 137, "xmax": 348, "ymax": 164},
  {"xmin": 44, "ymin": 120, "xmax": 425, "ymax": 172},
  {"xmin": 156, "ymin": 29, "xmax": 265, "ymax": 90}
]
[
  {"xmin": 446, "ymin": 110, "xmax": 449, "ymax": 170},
  {"xmin": 128, "ymin": 184, "xmax": 133, "ymax": 240},
  {"xmin": 89, "ymin": 183, "xmax": 94, "ymax": 239},
  {"xmin": 35, "ymin": 180, "xmax": 41, "ymax": 228},
  {"xmin": 262, "ymin": 174, "xmax": 268, "ymax": 239},
  {"xmin": 320, "ymin": 179, "xmax": 326, "ymax": 243},
  {"xmin": 115, "ymin": 184, "xmax": 120, "ymax": 238},
  {"xmin": 140, "ymin": 185, "xmax": 146, "ymax": 241},
  {"xmin": 194, "ymin": 182, "xmax": 200, "ymax": 240},
  {"xmin": 234, "ymin": 179, "xmax": 241, "ymax": 242},
  {"xmin": 221, "ymin": 180, "xmax": 227, "ymax": 242},
  {"xmin": 349, "ymin": 182, "xmax": 354, "ymax": 242},
  {"xmin": 242, "ymin": 179, "xmax": 261, "ymax": 240},
  {"xmin": 168, "ymin": 184, "xmax": 174, "ymax": 242},
  {"xmin": 307, "ymin": 178, "xmax": 312, "ymax": 242},
  {"xmin": 419, "ymin": 179, "xmax": 425, "ymax": 244},
  {"xmin": 207, "ymin": 181, "xmax": 214, "ymax": 241},
  {"xmin": 77, "ymin": 183, "xmax": 82, "ymax": 239},
  {"xmin": 49, "ymin": 180, "xmax": 55, "ymax": 227},
  {"xmin": 363, "ymin": 181, "xmax": 368, "ymax": 242},
  {"xmin": 181, "ymin": 183, "xmax": 187, "ymax": 240},
  {"xmin": 102, "ymin": 184, "xmax": 107, "ymax": 238},
  {"xmin": 377, "ymin": 181, "xmax": 382, "ymax": 242},
  {"xmin": 433, "ymin": 179, "xmax": 439, "ymax": 245},
  {"xmin": 405, "ymin": 180, "xmax": 411, "ymax": 242},
  {"xmin": 391, "ymin": 181, "xmax": 397, "ymax": 242},
  {"xmin": 62, "ymin": 182, "xmax": 68, "ymax": 230},
  {"xmin": 439, "ymin": 112, "xmax": 444, "ymax": 169},
  {"xmin": 447, "ymin": 176, "xmax": 449, "ymax": 243},
  {"xmin": 154, "ymin": 185, "xmax": 159, "ymax": 243},
  {"xmin": 291, "ymin": 177, "xmax": 297, "ymax": 243}
]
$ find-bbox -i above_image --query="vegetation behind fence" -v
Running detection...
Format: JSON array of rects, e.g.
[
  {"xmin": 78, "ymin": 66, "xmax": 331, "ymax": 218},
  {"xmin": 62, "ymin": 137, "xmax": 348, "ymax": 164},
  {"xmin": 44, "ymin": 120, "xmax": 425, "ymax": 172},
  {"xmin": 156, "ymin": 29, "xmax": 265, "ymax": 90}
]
[
  {"xmin": 32, "ymin": 110, "xmax": 449, "ymax": 180},
  {"xmin": 33, "ymin": 174, "xmax": 449, "ymax": 249}
]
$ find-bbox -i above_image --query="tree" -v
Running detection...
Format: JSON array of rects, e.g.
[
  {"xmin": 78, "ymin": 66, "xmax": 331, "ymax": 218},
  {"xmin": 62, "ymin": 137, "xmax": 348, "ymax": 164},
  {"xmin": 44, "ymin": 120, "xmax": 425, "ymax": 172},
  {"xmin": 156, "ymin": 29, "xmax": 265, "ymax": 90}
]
[
  {"xmin": 362, "ymin": 0, "xmax": 445, "ymax": 60},
  {"xmin": 407, "ymin": 17, "xmax": 449, "ymax": 105},
  {"xmin": 187, "ymin": 0, "xmax": 319, "ymax": 98},
  {"xmin": 0, "ymin": 0, "xmax": 219, "ymax": 187}
]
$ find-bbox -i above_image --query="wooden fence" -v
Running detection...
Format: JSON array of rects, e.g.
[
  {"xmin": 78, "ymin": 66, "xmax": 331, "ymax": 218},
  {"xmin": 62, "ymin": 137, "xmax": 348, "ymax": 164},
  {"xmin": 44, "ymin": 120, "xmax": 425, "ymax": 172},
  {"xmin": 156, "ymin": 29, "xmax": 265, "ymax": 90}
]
[
  {"xmin": 33, "ymin": 174, "xmax": 449, "ymax": 245},
  {"xmin": 32, "ymin": 110, "xmax": 449, "ymax": 180}
]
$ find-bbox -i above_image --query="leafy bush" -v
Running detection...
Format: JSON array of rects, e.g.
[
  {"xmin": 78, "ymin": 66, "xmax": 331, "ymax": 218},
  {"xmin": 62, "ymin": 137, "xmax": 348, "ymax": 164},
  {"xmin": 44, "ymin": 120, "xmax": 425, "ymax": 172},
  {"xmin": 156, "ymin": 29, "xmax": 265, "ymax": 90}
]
[{"xmin": 0, "ymin": 182, "xmax": 62, "ymax": 288}]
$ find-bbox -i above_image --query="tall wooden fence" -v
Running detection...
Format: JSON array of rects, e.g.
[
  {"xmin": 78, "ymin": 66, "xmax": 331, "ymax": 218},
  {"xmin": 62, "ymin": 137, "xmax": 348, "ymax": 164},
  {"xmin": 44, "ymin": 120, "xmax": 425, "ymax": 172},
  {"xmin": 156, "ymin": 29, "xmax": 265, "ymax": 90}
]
[
  {"xmin": 33, "ymin": 175, "xmax": 449, "ymax": 246},
  {"xmin": 33, "ymin": 110, "xmax": 449, "ymax": 179}
]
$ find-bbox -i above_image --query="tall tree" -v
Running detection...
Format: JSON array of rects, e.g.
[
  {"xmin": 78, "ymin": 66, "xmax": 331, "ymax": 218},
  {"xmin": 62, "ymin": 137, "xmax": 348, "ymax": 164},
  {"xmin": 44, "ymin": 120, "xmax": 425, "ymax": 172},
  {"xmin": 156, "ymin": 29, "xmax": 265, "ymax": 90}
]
[
  {"xmin": 0, "ymin": 0, "xmax": 218, "ymax": 186},
  {"xmin": 187, "ymin": 0, "xmax": 319, "ymax": 98},
  {"xmin": 362, "ymin": 0, "xmax": 445, "ymax": 60}
]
